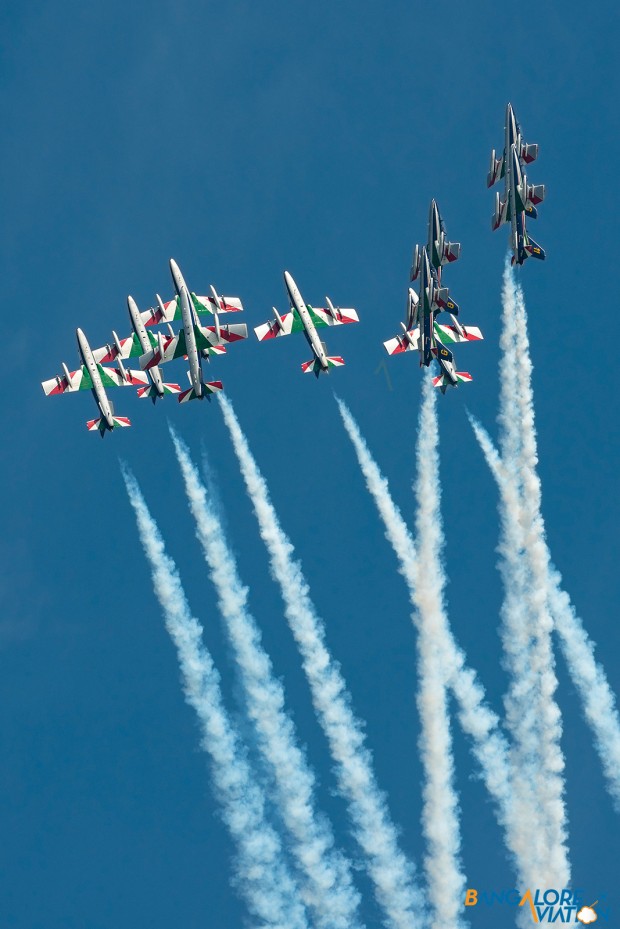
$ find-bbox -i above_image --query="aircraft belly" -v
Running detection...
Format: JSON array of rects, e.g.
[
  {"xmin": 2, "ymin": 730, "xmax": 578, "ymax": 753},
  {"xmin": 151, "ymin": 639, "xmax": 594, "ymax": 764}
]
[
  {"xmin": 80, "ymin": 340, "xmax": 113, "ymax": 426},
  {"xmin": 298, "ymin": 304, "xmax": 327, "ymax": 367},
  {"xmin": 181, "ymin": 287, "xmax": 202, "ymax": 395}
]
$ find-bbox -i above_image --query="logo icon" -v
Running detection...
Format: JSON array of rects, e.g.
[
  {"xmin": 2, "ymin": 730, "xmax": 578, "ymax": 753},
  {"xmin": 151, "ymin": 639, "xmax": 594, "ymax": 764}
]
[{"xmin": 577, "ymin": 902, "xmax": 598, "ymax": 924}]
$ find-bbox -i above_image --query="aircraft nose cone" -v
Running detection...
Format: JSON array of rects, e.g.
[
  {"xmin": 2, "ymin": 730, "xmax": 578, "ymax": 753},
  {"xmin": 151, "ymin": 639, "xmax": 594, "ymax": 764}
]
[{"xmin": 169, "ymin": 258, "xmax": 185, "ymax": 294}]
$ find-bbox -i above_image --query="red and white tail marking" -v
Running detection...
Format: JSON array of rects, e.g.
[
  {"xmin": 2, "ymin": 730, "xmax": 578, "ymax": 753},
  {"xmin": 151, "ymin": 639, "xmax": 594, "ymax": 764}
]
[{"xmin": 301, "ymin": 356, "xmax": 345, "ymax": 374}]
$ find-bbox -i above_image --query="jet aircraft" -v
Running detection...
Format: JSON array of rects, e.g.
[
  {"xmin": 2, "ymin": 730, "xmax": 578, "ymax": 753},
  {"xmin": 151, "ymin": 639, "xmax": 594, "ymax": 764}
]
[
  {"xmin": 90, "ymin": 296, "xmax": 182, "ymax": 402},
  {"xmin": 410, "ymin": 199, "xmax": 460, "ymax": 283},
  {"xmin": 41, "ymin": 327, "xmax": 149, "ymax": 435},
  {"xmin": 385, "ymin": 248, "xmax": 461, "ymax": 368},
  {"xmin": 139, "ymin": 260, "xmax": 248, "ymax": 403},
  {"xmin": 487, "ymin": 102, "xmax": 539, "ymax": 189},
  {"xmin": 254, "ymin": 271, "xmax": 359, "ymax": 376},
  {"xmin": 488, "ymin": 105, "xmax": 546, "ymax": 265}
]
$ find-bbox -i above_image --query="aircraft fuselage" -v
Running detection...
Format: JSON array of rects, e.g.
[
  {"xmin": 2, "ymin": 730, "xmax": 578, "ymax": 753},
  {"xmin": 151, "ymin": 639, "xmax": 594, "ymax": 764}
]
[
  {"xmin": 170, "ymin": 259, "xmax": 203, "ymax": 398},
  {"xmin": 76, "ymin": 328, "xmax": 114, "ymax": 430},
  {"xmin": 284, "ymin": 271, "xmax": 328, "ymax": 372},
  {"xmin": 128, "ymin": 295, "xmax": 165, "ymax": 397},
  {"xmin": 419, "ymin": 254, "xmax": 435, "ymax": 368},
  {"xmin": 509, "ymin": 146, "xmax": 527, "ymax": 264},
  {"xmin": 428, "ymin": 199, "xmax": 444, "ymax": 279}
]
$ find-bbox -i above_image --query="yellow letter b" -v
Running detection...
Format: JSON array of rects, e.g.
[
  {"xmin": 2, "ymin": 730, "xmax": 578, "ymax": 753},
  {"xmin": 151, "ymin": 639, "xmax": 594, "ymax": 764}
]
[{"xmin": 464, "ymin": 889, "xmax": 478, "ymax": 907}]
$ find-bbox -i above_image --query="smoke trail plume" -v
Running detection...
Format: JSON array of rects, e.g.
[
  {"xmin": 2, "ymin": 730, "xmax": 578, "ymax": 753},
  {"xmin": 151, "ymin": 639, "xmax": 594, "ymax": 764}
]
[
  {"xmin": 410, "ymin": 373, "xmax": 465, "ymax": 929},
  {"xmin": 218, "ymin": 394, "xmax": 425, "ymax": 929},
  {"xmin": 490, "ymin": 266, "xmax": 551, "ymax": 886},
  {"xmin": 470, "ymin": 419, "xmax": 620, "ymax": 813},
  {"xmin": 338, "ymin": 397, "xmax": 531, "ymax": 887},
  {"xmin": 509, "ymin": 280, "xmax": 570, "ymax": 886},
  {"xmin": 169, "ymin": 427, "xmax": 363, "ymax": 929},
  {"xmin": 121, "ymin": 465, "xmax": 309, "ymax": 929}
]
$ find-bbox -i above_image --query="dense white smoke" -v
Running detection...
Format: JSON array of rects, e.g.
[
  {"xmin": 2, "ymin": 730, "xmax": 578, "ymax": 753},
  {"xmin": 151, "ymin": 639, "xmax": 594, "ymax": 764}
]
[
  {"xmin": 410, "ymin": 373, "xmax": 466, "ymax": 929},
  {"xmin": 337, "ymin": 398, "xmax": 531, "ymax": 889},
  {"xmin": 470, "ymin": 420, "xmax": 620, "ymax": 816},
  {"xmin": 169, "ymin": 427, "xmax": 363, "ymax": 929},
  {"xmin": 219, "ymin": 394, "xmax": 426, "ymax": 929},
  {"xmin": 121, "ymin": 465, "xmax": 309, "ymax": 929}
]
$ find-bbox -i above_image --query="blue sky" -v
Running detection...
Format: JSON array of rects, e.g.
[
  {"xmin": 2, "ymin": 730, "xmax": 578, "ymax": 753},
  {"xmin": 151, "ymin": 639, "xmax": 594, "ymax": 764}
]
[{"xmin": 1, "ymin": 1, "xmax": 619, "ymax": 926}]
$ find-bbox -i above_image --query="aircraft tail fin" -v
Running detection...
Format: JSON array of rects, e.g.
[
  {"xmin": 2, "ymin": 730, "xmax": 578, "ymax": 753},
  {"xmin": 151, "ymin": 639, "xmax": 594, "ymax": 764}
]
[
  {"xmin": 525, "ymin": 236, "xmax": 546, "ymax": 261},
  {"xmin": 86, "ymin": 415, "xmax": 131, "ymax": 436},
  {"xmin": 178, "ymin": 380, "xmax": 223, "ymax": 403},
  {"xmin": 301, "ymin": 356, "xmax": 345, "ymax": 377},
  {"xmin": 137, "ymin": 382, "xmax": 182, "ymax": 402},
  {"xmin": 432, "ymin": 372, "xmax": 472, "ymax": 395}
]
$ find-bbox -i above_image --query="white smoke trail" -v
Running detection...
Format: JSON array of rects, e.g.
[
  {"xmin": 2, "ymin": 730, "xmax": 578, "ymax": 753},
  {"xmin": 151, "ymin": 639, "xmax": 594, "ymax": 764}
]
[
  {"xmin": 491, "ymin": 265, "xmax": 550, "ymax": 887},
  {"xmin": 470, "ymin": 420, "xmax": 620, "ymax": 814},
  {"xmin": 410, "ymin": 373, "xmax": 465, "ymax": 929},
  {"xmin": 510, "ymin": 280, "xmax": 570, "ymax": 886},
  {"xmin": 169, "ymin": 428, "xmax": 363, "ymax": 929},
  {"xmin": 121, "ymin": 465, "xmax": 309, "ymax": 929},
  {"xmin": 337, "ymin": 398, "xmax": 532, "ymax": 888},
  {"xmin": 548, "ymin": 571, "xmax": 620, "ymax": 811},
  {"xmin": 218, "ymin": 394, "xmax": 426, "ymax": 929}
]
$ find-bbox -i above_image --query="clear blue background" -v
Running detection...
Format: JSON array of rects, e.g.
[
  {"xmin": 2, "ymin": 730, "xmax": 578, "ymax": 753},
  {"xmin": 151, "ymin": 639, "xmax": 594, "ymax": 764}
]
[{"xmin": 1, "ymin": 1, "xmax": 618, "ymax": 925}]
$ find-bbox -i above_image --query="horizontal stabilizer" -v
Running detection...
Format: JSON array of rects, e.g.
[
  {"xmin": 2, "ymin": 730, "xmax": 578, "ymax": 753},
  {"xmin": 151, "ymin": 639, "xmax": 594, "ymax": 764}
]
[
  {"xmin": 301, "ymin": 355, "xmax": 345, "ymax": 377},
  {"xmin": 137, "ymin": 382, "xmax": 182, "ymax": 400},
  {"xmin": 178, "ymin": 381, "xmax": 223, "ymax": 403},
  {"xmin": 432, "ymin": 371, "xmax": 472, "ymax": 394},
  {"xmin": 525, "ymin": 237, "xmax": 546, "ymax": 261},
  {"xmin": 86, "ymin": 415, "xmax": 131, "ymax": 436}
]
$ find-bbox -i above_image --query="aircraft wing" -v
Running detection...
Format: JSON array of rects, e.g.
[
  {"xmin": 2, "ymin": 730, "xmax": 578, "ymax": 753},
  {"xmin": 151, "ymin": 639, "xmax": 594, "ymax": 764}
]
[
  {"xmin": 434, "ymin": 323, "xmax": 484, "ymax": 345},
  {"xmin": 42, "ymin": 364, "xmax": 148, "ymax": 395},
  {"xmin": 98, "ymin": 366, "xmax": 150, "ymax": 388},
  {"xmin": 141, "ymin": 323, "xmax": 246, "ymax": 369},
  {"xmin": 200, "ymin": 323, "xmax": 248, "ymax": 346},
  {"xmin": 141, "ymin": 330, "xmax": 189, "ymax": 366},
  {"xmin": 254, "ymin": 311, "xmax": 302, "ymax": 340},
  {"xmin": 307, "ymin": 305, "xmax": 359, "ymax": 327},
  {"xmin": 140, "ymin": 293, "xmax": 244, "ymax": 327},
  {"xmin": 42, "ymin": 366, "xmax": 93, "ymax": 395},
  {"xmin": 255, "ymin": 305, "xmax": 359, "ymax": 342},
  {"xmin": 383, "ymin": 327, "xmax": 420, "ymax": 355},
  {"xmin": 91, "ymin": 332, "xmax": 159, "ymax": 364}
]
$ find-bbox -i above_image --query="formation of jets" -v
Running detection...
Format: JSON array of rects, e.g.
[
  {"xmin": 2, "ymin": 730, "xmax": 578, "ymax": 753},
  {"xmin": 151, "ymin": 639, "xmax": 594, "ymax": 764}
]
[
  {"xmin": 383, "ymin": 199, "xmax": 483, "ymax": 393},
  {"xmin": 488, "ymin": 102, "xmax": 546, "ymax": 265},
  {"xmin": 42, "ymin": 103, "xmax": 545, "ymax": 433}
]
